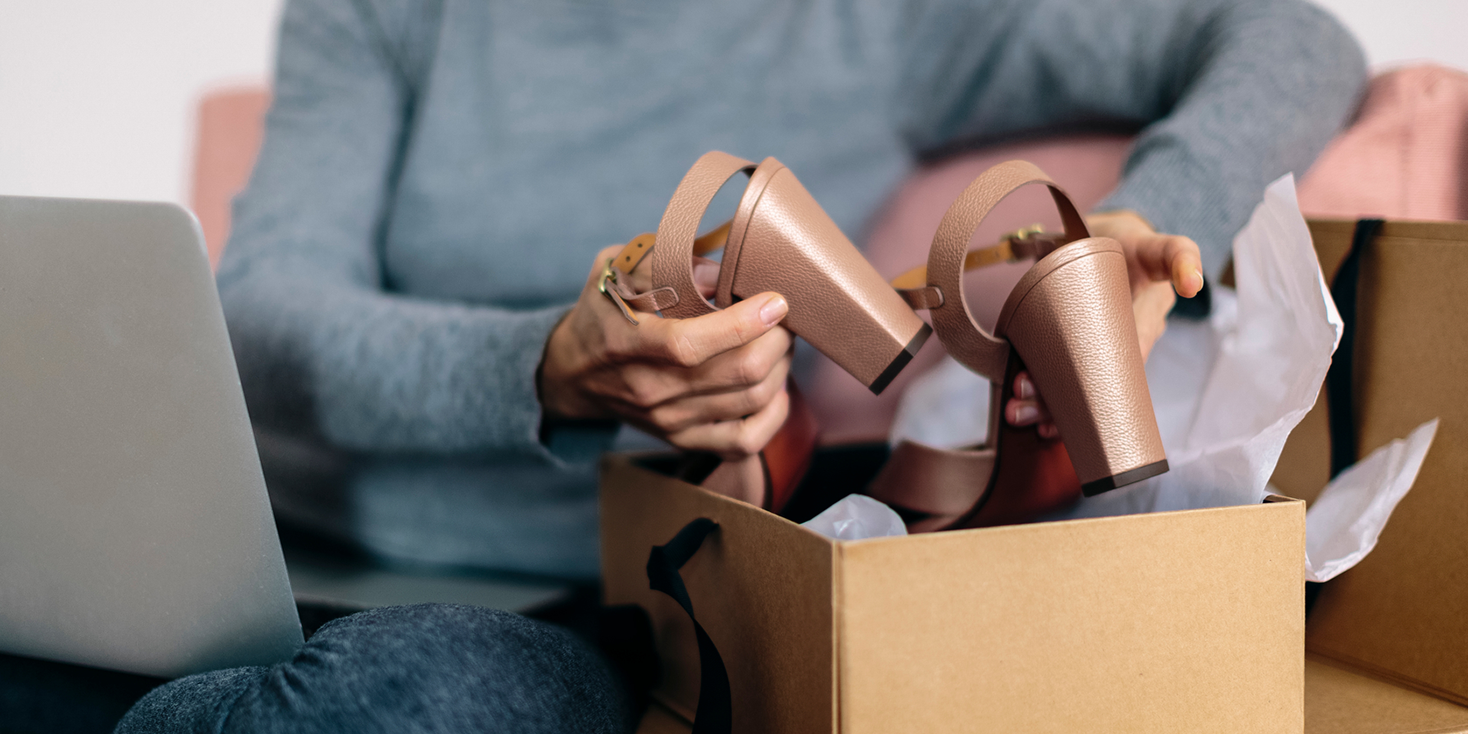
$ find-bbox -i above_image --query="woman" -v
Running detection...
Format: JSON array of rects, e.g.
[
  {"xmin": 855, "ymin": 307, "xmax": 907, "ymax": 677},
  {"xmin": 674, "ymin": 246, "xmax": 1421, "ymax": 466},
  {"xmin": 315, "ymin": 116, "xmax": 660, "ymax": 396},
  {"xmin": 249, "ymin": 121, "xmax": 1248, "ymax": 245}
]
[{"xmin": 118, "ymin": 0, "xmax": 1363, "ymax": 729}]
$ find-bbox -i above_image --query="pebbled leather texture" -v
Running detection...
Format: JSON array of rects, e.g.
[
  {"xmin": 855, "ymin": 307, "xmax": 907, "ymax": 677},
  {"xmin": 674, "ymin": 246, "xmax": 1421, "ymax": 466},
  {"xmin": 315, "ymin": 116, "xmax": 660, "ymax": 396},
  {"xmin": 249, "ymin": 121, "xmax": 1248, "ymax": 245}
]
[
  {"xmin": 997, "ymin": 242, "xmax": 1166, "ymax": 484},
  {"xmin": 726, "ymin": 162, "xmax": 929, "ymax": 389},
  {"xmin": 650, "ymin": 152, "xmax": 757, "ymax": 320},
  {"xmin": 877, "ymin": 159, "xmax": 1166, "ymax": 531},
  {"xmin": 926, "ymin": 161, "xmax": 1089, "ymax": 381},
  {"xmin": 651, "ymin": 152, "xmax": 928, "ymax": 392}
]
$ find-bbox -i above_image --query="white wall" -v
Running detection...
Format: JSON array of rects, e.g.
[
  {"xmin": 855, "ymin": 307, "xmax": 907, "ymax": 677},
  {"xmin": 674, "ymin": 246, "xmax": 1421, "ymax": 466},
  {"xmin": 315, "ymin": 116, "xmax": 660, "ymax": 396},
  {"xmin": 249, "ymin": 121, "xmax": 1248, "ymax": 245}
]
[
  {"xmin": 0, "ymin": 0, "xmax": 1463, "ymax": 206},
  {"xmin": 0, "ymin": 0, "xmax": 285, "ymax": 204},
  {"xmin": 1312, "ymin": 0, "xmax": 1468, "ymax": 73}
]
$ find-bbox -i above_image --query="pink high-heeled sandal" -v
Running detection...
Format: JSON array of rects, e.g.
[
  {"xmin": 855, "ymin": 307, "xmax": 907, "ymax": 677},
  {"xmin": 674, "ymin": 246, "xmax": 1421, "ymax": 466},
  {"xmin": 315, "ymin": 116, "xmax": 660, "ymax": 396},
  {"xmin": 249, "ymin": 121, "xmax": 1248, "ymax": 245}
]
[{"xmin": 869, "ymin": 160, "xmax": 1168, "ymax": 531}]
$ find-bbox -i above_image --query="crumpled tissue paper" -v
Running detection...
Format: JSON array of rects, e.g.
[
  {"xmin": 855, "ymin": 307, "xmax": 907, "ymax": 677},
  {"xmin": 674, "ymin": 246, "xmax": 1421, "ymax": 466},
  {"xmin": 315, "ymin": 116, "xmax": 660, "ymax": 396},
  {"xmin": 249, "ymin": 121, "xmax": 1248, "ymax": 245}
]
[
  {"xmin": 888, "ymin": 174, "xmax": 1437, "ymax": 581},
  {"xmin": 1305, "ymin": 418, "xmax": 1437, "ymax": 581},
  {"xmin": 802, "ymin": 494, "xmax": 908, "ymax": 541}
]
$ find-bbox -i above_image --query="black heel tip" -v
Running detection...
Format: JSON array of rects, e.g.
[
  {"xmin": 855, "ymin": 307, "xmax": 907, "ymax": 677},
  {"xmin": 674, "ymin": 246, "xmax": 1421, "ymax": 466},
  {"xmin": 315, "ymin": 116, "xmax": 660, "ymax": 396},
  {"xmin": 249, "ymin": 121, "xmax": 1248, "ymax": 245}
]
[
  {"xmin": 868, "ymin": 323, "xmax": 933, "ymax": 395},
  {"xmin": 1081, "ymin": 459, "xmax": 1169, "ymax": 497}
]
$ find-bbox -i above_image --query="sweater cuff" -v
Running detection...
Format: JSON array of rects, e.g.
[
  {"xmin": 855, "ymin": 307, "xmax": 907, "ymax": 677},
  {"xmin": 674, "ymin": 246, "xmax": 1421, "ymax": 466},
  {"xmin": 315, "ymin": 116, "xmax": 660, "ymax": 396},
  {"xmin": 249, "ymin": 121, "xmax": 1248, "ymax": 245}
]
[
  {"xmin": 1096, "ymin": 148, "xmax": 1239, "ymax": 285},
  {"xmin": 512, "ymin": 305, "xmax": 621, "ymax": 466},
  {"xmin": 474, "ymin": 304, "xmax": 577, "ymax": 460}
]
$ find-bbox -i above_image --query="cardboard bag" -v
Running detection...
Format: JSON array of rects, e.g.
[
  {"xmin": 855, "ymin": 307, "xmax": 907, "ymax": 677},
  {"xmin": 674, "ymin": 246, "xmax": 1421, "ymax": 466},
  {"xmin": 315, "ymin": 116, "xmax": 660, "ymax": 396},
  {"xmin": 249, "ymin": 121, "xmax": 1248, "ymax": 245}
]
[{"xmin": 1270, "ymin": 219, "xmax": 1468, "ymax": 709}]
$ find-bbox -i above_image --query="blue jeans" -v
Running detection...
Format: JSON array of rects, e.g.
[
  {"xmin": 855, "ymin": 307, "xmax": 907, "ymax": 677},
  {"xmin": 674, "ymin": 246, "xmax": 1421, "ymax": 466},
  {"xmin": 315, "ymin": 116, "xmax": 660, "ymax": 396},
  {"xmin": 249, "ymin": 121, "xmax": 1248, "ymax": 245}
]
[{"xmin": 113, "ymin": 604, "xmax": 632, "ymax": 734}]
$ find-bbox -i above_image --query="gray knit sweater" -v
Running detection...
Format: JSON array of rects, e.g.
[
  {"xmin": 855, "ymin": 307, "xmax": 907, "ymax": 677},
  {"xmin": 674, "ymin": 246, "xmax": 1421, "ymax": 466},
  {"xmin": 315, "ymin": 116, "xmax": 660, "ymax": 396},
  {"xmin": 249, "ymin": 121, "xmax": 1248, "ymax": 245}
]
[{"xmin": 221, "ymin": 0, "xmax": 1364, "ymax": 578}]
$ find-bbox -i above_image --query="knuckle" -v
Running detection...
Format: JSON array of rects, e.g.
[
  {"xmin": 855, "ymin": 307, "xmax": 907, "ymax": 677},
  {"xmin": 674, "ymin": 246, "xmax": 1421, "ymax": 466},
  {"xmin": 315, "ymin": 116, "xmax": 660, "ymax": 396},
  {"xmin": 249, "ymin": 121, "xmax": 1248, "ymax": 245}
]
[
  {"xmin": 735, "ymin": 350, "xmax": 768, "ymax": 387},
  {"xmin": 647, "ymin": 406, "xmax": 685, "ymax": 433},
  {"xmin": 734, "ymin": 313, "xmax": 761, "ymax": 345},
  {"xmin": 663, "ymin": 326, "xmax": 702, "ymax": 368},
  {"xmin": 624, "ymin": 375, "xmax": 662, "ymax": 409},
  {"xmin": 602, "ymin": 329, "xmax": 636, "ymax": 362},
  {"xmin": 753, "ymin": 374, "xmax": 782, "ymax": 406},
  {"xmin": 734, "ymin": 429, "xmax": 764, "ymax": 458}
]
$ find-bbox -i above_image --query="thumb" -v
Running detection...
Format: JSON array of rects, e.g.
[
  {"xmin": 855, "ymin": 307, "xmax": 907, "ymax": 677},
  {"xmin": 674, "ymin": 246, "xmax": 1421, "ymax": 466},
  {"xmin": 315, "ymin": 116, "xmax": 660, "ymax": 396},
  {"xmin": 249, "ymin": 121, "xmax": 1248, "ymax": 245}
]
[{"xmin": 646, "ymin": 291, "xmax": 788, "ymax": 366}]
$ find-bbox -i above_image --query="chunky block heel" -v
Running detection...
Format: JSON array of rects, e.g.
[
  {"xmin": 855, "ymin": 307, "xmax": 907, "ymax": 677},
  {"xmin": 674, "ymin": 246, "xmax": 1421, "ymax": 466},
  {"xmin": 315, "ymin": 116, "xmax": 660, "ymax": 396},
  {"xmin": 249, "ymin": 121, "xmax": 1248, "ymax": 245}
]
[
  {"xmin": 869, "ymin": 160, "xmax": 1168, "ymax": 529},
  {"xmin": 997, "ymin": 238, "xmax": 1169, "ymax": 495},
  {"xmin": 606, "ymin": 152, "xmax": 928, "ymax": 510}
]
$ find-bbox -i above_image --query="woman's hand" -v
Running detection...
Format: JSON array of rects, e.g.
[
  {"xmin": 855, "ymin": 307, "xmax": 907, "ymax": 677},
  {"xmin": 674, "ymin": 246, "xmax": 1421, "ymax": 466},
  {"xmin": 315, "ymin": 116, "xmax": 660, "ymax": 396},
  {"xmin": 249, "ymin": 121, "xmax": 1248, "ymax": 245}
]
[
  {"xmin": 539, "ymin": 245, "xmax": 794, "ymax": 460},
  {"xmin": 1006, "ymin": 211, "xmax": 1204, "ymax": 437}
]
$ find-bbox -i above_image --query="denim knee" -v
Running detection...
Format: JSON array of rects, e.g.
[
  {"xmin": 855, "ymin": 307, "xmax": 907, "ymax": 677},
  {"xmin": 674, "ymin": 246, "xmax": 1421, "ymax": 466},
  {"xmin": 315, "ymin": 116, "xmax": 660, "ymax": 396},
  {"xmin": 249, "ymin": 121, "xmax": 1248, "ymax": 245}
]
[{"xmin": 117, "ymin": 604, "xmax": 630, "ymax": 734}]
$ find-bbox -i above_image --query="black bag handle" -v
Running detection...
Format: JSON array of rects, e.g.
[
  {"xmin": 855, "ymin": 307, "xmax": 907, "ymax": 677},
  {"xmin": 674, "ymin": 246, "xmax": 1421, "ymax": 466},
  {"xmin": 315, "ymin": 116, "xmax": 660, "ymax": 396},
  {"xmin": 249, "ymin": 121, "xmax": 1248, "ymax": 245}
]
[
  {"xmin": 646, "ymin": 518, "xmax": 733, "ymax": 734},
  {"xmin": 1325, "ymin": 219, "xmax": 1383, "ymax": 479}
]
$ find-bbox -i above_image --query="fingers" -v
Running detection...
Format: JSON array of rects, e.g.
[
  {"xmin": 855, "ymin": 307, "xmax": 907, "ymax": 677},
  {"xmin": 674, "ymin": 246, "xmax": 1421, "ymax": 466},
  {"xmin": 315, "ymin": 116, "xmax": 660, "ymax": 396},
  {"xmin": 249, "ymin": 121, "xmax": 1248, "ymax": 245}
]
[
  {"xmin": 644, "ymin": 353, "xmax": 791, "ymax": 433},
  {"xmin": 615, "ymin": 247, "xmax": 719, "ymax": 300},
  {"xmin": 632, "ymin": 291, "xmax": 788, "ymax": 368},
  {"xmin": 1007, "ymin": 371, "xmax": 1058, "ymax": 439},
  {"xmin": 665, "ymin": 387, "xmax": 791, "ymax": 460},
  {"xmin": 1132, "ymin": 280, "xmax": 1175, "ymax": 360},
  {"xmin": 587, "ymin": 245, "xmax": 625, "ymax": 285},
  {"xmin": 692, "ymin": 257, "xmax": 719, "ymax": 300},
  {"xmin": 1128, "ymin": 233, "xmax": 1204, "ymax": 298},
  {"xmin": 687, "ymin": 325, "xmax": 793, "ymax": 393}
]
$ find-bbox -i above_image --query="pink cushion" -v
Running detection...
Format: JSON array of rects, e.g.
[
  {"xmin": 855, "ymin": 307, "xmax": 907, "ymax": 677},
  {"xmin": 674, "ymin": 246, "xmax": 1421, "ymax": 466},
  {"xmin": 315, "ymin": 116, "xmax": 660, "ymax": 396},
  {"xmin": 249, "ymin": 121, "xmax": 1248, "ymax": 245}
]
[
  {"xmin": 1297, "ymin": 65, "xmax": 1468, "ymax": 221},
  {"xmin": 191, "ymin": 88, "xmax": 271, "ymax": 270},
  {"xmin": 805, "ymin": 64, "xmax": 1468, "ymax": 444}
]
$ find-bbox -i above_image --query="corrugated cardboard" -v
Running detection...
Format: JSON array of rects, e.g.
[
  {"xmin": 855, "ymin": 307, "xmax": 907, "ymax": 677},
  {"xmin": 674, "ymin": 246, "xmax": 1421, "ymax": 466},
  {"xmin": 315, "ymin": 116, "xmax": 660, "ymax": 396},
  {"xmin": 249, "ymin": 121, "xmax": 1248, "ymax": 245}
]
[
  {"xmin": 1306, "ymin": 654, "xmax": 1468, "ymax": 734},
  {"xmin": 1271, "ymin": 220, "xmax": 1468, "ymax": 712},
  {"xmin": 603, "ymin": 453, "xmax": 1305, "ymax": 733},
  {"xmin": 638, "ymin": 655, "xmax": 1468, "ymax": 734}
]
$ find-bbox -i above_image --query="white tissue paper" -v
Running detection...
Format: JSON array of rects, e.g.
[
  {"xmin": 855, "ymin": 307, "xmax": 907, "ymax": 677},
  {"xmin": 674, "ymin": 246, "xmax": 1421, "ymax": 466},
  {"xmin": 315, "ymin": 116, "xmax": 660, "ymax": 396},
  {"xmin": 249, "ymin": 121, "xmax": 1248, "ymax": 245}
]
[
  {"xmin": 889, "ymin": 174, "xmax": 1438, "ymax": 581},
  {"xmin": 1305, "ymin": 419, "xmax": 1438, "ymax": 581},
  {"xmin": 802, "ymin": 494, "xmax": 908, "ymax": 541}
]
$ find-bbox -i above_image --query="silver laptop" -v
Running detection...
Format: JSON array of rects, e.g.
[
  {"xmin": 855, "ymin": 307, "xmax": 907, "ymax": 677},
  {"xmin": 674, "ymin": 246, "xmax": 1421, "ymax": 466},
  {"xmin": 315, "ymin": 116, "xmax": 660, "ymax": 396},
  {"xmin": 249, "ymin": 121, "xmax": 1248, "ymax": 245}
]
[
  {"xmin": 0, "ymin": 194, "xmax": 573, "ymax": 680},
  {"xmin": 0, "ymin": 195, "xmax": 303, "ymax": 678}
]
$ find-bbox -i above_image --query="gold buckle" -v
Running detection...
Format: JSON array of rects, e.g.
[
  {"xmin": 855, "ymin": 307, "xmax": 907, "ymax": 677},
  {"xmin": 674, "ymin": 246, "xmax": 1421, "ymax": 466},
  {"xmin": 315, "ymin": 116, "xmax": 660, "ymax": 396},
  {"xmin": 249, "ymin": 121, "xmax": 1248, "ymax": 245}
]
[
  {"xmin": 599, "ymin": 258, "xmax": 640, "ymax": 325},
  {"xmin": 1005, "ymin": 223, "xmax": 1046, "ymax": 242}
]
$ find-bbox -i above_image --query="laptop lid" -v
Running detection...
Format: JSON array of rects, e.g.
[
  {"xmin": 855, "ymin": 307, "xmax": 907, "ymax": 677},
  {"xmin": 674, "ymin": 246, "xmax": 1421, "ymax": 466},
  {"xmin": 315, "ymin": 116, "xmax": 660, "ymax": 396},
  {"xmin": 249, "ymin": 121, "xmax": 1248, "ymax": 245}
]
[{"xmin": 0, "ymin": 195, "xmax": 302, "ymax": 678}]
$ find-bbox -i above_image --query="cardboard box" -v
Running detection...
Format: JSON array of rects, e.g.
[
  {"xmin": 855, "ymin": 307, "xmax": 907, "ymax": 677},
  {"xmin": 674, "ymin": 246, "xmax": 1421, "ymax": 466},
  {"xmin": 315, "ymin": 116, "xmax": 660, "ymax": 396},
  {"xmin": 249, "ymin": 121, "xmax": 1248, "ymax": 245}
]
[
  {"xmin": 1305, "ymin": 654, "xmax": 1468, "ymax": 734},
  {"xmin": 1270, "ymin": 219, "xmax": 1468, "ymax": 731},
  {"xmin": 603, "ymin": 450, "xmax": 1305, "ymax": 733},
  {"xmin": 623, "ymin": 220, "xmax": 1468, "ymax": 734},
  {"xmin": 635, "ymin": 656, "xmax": 1468, "ymax": 734}
]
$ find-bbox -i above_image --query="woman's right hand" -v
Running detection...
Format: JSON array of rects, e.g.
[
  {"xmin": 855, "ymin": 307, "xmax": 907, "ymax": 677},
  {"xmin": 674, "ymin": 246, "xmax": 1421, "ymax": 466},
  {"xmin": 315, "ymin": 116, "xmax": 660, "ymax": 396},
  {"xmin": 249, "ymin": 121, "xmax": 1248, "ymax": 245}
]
[{"xmin": 538, "ymin": 245, "xmax": 794, "ymax": 460}]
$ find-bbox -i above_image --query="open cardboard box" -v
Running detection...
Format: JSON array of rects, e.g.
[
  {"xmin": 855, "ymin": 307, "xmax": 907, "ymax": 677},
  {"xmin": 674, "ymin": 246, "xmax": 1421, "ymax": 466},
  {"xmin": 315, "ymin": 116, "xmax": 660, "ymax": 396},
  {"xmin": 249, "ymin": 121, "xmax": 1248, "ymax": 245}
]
[
  {"xmin": 1268, "ymin": 219, "xmax": 1468, "ymax": 734},
  {"xmin": 622, "ymin": 218, "xmax": 1468, "ymax": 733},
  {"xmin": 605, "ymin": 447, "xmax": 1306, "ymax": 733}
]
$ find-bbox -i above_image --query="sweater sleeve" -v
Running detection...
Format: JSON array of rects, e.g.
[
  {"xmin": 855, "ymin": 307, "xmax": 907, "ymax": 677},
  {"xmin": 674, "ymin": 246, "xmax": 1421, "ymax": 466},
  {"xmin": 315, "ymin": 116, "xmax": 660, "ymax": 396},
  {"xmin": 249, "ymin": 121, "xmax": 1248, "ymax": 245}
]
[
  {"xmin": 218, "ymin": 0, "xmax": 568, "ymax": 457},
  {"xmin": 895, "ymin": 0, "xmax": 1367, "ymax": 280}
]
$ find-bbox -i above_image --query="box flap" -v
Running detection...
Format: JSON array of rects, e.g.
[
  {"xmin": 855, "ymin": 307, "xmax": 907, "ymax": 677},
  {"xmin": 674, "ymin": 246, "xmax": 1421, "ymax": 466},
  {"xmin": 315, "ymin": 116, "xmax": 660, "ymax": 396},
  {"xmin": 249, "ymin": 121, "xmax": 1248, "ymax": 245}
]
[
  {"xmin": 1294, "ymin": 219, "xmax": 1468, "ymax": 705},
  {"xmin": 835, "ymin": 501, "xmax": 1305, "ymax": 733},
  {"xmin": 1307, "ymin": 654, "xmax": 1468, "ymax": 734}
]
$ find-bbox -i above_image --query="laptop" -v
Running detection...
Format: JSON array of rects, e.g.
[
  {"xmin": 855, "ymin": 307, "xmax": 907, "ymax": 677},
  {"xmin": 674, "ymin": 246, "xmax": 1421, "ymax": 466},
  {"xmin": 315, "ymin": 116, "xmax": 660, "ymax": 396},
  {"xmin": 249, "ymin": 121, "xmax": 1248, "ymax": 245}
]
[{"xmin": 0, "ymin": 195, "xmax": 566, "ymax": 680}]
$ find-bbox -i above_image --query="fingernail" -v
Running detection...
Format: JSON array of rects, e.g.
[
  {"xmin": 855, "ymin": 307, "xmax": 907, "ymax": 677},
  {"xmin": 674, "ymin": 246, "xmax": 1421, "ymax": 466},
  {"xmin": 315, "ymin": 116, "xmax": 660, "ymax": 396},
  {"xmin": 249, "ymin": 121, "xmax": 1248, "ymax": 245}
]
[
  {"xmin": 1186, "ymin": 268, "xmax": 1204, "ymax": 295},
  {"xmin": 759, "ymin": 295, "xmax": 788, "ymax": 327},
  {"xmin": 1013, "ymin": 405, "xmax": 1039, "ymax": 424},
  {"xmin": 1016, "ymin": 375, "xmax": 1035, "ymax": 399}
]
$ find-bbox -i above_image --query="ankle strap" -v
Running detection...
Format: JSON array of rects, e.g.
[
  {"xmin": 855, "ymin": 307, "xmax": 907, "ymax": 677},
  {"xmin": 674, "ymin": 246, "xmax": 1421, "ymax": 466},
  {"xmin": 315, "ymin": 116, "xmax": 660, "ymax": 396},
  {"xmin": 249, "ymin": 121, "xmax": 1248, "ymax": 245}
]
[
  {"xmin": 602, "ymin": 152, "xmax": 761, "ymax": 319},
  {"xmin": 889, "ymin": 226, "xmax": 1071, "ymax": 308},
  {"xmin": 905, "ymin": 160, "xmax": 1091, "ymax": 380},
  {"xmin": 646, "ymin": 152, "xmax": 759, "ymax": 319}
]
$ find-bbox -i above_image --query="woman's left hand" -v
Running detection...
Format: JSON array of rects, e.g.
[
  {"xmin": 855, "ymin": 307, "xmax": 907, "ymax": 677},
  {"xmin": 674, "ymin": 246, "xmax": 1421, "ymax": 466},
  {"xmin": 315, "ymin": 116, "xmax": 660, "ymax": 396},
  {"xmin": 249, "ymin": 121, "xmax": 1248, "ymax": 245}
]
[{"xmin": 1006, "ymin": 210, "xmax": 1204, "ymax": 438}]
